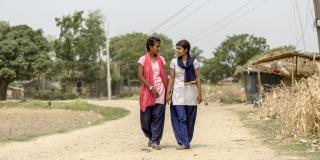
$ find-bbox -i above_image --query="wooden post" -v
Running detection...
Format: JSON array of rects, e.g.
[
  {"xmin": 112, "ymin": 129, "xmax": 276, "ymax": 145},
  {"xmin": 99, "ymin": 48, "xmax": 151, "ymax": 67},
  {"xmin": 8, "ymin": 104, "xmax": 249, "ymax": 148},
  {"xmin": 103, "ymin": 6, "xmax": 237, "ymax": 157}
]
[
  {"xmin": 295, "ymin": 56, "xmax": 298, "ymax": 76},
  {"xmin": 257, "ymin": 65, "xmax": 263, "ymax": 100},
  {"xmin": 313, "ymin": 0, "xmax": 320, "ymax": 53},
  {"xmin": 291, "ymin": 56, "xmax": 295, "ymax": 87}
]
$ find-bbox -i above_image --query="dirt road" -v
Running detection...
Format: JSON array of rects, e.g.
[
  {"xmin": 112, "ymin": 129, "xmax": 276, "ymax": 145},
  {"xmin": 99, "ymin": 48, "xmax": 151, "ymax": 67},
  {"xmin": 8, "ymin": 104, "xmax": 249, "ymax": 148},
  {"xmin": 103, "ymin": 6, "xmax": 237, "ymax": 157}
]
[{"xmin": 0, "ymin": 100, "xmax": 298, "ymax": 160}]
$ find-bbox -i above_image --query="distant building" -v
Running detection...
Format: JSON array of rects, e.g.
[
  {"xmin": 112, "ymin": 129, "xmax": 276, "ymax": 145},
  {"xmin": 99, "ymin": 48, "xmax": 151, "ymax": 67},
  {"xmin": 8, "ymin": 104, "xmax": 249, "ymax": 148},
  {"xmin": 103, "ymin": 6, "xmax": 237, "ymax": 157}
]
[{"xmin": 235, "ymin": 50, "xmax": 320, "ymax": 103}]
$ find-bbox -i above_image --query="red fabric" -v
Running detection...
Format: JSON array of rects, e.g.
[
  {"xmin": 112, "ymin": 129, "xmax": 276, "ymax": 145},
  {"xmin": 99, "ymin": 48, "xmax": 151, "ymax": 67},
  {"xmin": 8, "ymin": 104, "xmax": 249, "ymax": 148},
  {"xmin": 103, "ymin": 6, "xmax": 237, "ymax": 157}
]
[{"xmin": 139, "ymin": 52, "xmax": 167, "ymax": 112}]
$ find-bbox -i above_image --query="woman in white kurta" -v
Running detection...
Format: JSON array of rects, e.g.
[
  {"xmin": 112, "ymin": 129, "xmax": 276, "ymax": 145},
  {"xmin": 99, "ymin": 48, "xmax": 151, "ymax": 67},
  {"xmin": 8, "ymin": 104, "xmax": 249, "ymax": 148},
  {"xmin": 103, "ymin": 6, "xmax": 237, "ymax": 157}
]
[{"xmin": 166, "ymin": 39, "xmax": 202, "ymax": 150}]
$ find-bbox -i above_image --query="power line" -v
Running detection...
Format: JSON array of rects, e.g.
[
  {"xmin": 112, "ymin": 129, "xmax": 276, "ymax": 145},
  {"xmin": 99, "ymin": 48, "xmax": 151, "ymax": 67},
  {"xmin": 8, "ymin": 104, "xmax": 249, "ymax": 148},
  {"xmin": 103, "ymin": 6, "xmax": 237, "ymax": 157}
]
[
  {"xmin": 307, "ymin": 0, "xmax": 317, "ymax": 32},
  {"xmin": 148, "ymin": 0, "xmax": 198, "ymax": 34},
  {"xmin": 161, "ymin": 0, "xmax": 211, "ymax": 33},
  {"xmin": 190, "ymin": 0, "xmax": 255, "ymax": 40},
  {"xmin": 192, "ymin": 0, "xmax": 269, "ymax": 43},
  {"xmin": 308, "ymin": 0, "xmax": 316, "ymax": 21}
]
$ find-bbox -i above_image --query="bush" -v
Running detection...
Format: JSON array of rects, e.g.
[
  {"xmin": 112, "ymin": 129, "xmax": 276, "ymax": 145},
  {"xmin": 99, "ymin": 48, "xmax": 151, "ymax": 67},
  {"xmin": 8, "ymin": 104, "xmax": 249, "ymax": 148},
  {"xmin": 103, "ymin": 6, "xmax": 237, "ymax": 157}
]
[{"xmin": 33, "ymin": 91, "xmax": 78, "ymax": 100}]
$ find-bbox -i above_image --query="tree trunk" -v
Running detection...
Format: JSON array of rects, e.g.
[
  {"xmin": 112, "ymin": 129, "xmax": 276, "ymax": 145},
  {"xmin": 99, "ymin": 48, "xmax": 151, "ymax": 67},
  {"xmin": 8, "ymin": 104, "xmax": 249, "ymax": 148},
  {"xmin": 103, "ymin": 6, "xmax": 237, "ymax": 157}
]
[{"xmin": 0, "ymin": 81, "xmax": 9, "ymax": 100}]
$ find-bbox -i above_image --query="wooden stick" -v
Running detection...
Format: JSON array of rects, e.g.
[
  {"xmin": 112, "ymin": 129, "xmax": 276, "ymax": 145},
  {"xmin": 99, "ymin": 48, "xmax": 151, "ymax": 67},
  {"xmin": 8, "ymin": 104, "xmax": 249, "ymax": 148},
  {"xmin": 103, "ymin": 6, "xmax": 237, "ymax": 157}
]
[{"xmin": 257, "ymin": 65, "xmax": 263, "ymax": 99}]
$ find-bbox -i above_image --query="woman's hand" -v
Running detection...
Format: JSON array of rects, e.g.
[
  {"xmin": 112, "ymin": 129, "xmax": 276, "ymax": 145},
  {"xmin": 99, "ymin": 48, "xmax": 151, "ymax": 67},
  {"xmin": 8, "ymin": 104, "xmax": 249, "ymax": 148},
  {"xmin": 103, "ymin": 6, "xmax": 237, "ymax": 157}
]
[
  {"xmin": 151, "ymin": 88, "xmax": 159, "ymax": 98},
  {"xmin": 166, "ymin": 93, "xmax": 171, "ymax": 105},
  {"xmin": 197, "ymin": 93, "xmax": 202, "ymax": 104}
]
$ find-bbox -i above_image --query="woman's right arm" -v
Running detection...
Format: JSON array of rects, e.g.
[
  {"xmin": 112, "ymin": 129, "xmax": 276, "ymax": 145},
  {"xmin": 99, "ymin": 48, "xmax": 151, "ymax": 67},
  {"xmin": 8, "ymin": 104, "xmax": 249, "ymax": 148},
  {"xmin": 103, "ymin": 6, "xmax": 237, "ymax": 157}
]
[
  {"xmin": 166, "ymin": 68, "xmax": 175, "ymax": 104},
  {"xmin": 138, "ymin": 64, "xmax": 159, "ymax": 98},
  {"xmin": 138, "ymin": 64, "xmax": 151, "ymax": 88}
]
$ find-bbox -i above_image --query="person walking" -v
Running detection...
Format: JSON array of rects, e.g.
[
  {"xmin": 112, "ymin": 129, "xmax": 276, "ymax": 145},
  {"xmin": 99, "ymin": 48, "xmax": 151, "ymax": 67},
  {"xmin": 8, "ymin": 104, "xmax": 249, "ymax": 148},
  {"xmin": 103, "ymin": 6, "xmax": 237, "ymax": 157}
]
[{"xmin": 138, "ymin": 36, "xmax": 167, "ymax": 150}]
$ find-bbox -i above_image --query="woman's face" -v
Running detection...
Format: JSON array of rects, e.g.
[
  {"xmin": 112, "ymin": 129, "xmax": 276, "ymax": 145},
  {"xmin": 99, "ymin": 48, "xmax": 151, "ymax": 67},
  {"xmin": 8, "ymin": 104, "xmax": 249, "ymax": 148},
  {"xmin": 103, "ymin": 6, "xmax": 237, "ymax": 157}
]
[
  {"xmin": 175, "ymin": 46, "xmax": 187, "ymax": 57},
  {"xmin": 149, "ymin": 42, "xmax": 161, "ymax": 54}
]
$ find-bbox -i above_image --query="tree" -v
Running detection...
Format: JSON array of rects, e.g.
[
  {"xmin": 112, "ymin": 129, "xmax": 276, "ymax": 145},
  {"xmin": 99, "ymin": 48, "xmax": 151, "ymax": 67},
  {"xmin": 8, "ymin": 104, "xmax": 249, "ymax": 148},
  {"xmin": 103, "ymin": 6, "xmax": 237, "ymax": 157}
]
[
  {"xmin": 54, "ymin": 10, "xmax": 106, "ymax": 88},
  {"xmin": 190, "ymin": 46, "xmax": 205, "ymax": 63},
  {"xmin": 202, "ymin": 34, "xmax": 269, "ymax": 83},
  {"xmin": 109, "ymin": 32, "xmax": 175, "ymax": 85},
  {"xmin": 0, "ymin": 22, "xmax": 51, "ymax": 100}
]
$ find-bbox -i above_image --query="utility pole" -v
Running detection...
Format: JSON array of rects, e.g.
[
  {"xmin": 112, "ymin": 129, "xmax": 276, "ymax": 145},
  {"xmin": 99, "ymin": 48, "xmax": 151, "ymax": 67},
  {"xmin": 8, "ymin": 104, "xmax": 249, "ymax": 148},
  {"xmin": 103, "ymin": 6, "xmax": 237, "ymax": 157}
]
[
  {"xmin": 98, "ymin": 48, "xmax": 102, "ymax": 98},
  {"xmin": 313, "ymin": 0, "xmax": 320, "ymax": 52},
  {"xmin": 106, "ymin": 22, "xmax": 112, "ymax": 100}
]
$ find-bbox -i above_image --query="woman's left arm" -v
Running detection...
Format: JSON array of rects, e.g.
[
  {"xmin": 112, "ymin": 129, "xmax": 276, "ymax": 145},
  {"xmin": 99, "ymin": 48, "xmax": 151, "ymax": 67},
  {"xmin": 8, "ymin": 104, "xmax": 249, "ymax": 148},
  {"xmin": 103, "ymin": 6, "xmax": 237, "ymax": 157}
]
[{"xmin": 195, "ymin": 68, "xmax": 202, "ymax": 104}]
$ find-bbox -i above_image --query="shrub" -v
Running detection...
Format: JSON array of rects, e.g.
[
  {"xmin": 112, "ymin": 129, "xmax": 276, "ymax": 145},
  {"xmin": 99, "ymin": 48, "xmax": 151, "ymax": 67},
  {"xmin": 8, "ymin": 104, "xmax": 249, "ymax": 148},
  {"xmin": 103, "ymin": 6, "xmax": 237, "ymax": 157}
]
[{"xmin": 33, "ymin": 91, "xmax": 78, "ymax": 100}]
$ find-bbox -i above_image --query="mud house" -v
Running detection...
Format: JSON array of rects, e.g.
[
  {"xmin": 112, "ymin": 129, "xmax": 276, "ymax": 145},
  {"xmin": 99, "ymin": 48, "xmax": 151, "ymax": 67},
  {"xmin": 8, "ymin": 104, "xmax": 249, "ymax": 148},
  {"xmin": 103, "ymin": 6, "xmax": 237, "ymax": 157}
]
[{"xmin": 235, "ymin": 50, "xmax": 320, "ymax": 103}]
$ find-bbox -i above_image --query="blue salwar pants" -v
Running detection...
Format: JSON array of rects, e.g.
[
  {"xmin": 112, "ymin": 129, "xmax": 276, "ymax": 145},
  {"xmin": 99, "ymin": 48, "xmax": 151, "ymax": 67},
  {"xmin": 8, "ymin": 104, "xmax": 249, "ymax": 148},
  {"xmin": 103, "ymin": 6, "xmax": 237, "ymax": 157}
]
[
  {"xmin": 170, "ymin": 104, "xmax": 197, "ymax": 147},
  {"xmin": 140, "ymin": 104, "xmax": 165, "ymax": 145}
]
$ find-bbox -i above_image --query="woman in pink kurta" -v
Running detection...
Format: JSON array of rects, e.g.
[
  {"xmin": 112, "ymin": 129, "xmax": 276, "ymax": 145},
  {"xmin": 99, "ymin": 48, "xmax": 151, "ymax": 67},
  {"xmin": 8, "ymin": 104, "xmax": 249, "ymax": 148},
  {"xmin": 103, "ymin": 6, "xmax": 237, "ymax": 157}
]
[{"xmin": 137, "ymin": 37, "xmax": 167, "ymax": 150}]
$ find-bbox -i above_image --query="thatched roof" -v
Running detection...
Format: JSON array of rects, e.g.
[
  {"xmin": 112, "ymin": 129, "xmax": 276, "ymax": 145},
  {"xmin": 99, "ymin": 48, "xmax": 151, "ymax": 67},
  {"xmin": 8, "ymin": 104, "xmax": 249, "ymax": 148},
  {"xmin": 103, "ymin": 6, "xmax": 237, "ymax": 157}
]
[
  {"xmin": 250, "ymin": 50, "xmax": 320, "ymax": 65},
  {"xmin": 235, "ymin": 50, "xmax": 320, "ymax": 77},
  {"xmin": 8, "ymin": 86, "xmax": 24, "ymax": 91}
]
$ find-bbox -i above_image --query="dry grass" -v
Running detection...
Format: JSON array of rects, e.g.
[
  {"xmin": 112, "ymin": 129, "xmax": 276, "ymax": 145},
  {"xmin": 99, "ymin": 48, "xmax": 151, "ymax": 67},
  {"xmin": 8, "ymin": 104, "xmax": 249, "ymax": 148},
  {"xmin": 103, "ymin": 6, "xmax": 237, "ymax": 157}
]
[
  {"xmin": 202, "ymin": 83, "xmax": 245, "ymax": 104},
  {"xmin": 259, "ymin": 74, "xmax": 320, "ymax": 150}
]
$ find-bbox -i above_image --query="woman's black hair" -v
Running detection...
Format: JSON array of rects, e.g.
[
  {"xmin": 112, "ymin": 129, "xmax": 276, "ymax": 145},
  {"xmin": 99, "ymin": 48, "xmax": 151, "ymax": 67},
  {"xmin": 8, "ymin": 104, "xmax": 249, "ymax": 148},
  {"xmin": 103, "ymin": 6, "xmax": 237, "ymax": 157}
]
[
  {"xmin": 146, "ymin": 36, "xmax": 161, "ymax": 51},
  {"xmin": 176, "ymin": 39, "xmax": 191, "ymax": 55}
]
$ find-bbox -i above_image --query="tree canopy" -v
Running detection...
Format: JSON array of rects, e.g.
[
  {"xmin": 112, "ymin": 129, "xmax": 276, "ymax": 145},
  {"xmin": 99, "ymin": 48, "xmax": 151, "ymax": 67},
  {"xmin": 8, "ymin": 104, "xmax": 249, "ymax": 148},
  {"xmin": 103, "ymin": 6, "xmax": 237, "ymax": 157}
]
[
  {"xmin": 109, "ymin": 32, "xmax": 175, "ymax": 85},
  {"xmin": 202, "ymin": 34, "xmax": 269, "ymax": 83},
  {"xmin": 0, "ymin": 22, "xmax": 51, "ymax": 100}
]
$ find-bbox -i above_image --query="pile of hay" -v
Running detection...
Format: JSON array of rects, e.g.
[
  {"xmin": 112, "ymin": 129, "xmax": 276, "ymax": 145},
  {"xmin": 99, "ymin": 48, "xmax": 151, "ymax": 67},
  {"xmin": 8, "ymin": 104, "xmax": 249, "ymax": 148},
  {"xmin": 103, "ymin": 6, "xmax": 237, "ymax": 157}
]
[
  {"xmin": 202, "ymin": 83, "xmax": 244, "ymax": 104},
  {"xmin": 260, "ymin": 74, "xmax": 320, "ymax": 144}
]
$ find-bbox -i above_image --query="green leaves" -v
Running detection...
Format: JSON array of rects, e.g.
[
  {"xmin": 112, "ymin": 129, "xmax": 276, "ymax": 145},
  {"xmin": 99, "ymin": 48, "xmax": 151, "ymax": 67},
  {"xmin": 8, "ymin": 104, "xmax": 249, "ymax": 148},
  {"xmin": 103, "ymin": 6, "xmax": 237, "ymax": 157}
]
[
  {"xmin": 202, "ymin": 34, "xmax": 269, "ymax": 83},
  {"xmin": 53, "ymin": 10, "xmax": 106, "ymax": 83},
  {"xmin": 0, "ymin": 67, "xmax": 16, "ymax": 79},
  {"xmin": 109, "ymin": 32, "xmax": 175, "ymax": 85},
  {"xmin": 0, "ymin": 22, "xmax": 51, "ymax": 99},
  {"xmin": 0, "ymin": 22, "xmax": 50, "ymax": 82},
  {"xmin": 190, "ymin": 46, "xmax": 205, "ymax": 63}
]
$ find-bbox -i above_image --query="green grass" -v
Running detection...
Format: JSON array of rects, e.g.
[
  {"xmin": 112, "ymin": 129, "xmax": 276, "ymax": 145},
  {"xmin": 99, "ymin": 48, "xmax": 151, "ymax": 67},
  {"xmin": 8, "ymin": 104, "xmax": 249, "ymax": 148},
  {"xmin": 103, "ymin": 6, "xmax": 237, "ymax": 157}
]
[
  {"xmin": 121, "ymin": 94, "xmax": 139, "ymax": 100},
  {"xmin": 238, "ymin": 110, "xmax": 320, "ymax": 160},
  {"xmin": 0, "ymin": 100, "xmax": 130, "ymax": 122},
  {"xmin": 0, "ymin": 100, "xmax": 129, "ymax": 142}
]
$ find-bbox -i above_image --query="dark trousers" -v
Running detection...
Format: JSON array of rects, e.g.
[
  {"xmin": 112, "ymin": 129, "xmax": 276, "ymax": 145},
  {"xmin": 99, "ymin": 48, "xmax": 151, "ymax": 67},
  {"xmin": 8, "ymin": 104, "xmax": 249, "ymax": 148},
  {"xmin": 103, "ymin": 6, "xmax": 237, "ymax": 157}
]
[
  {"xmin": 170, "ymin": 105, "xmax": 197, "ymax": 146},
  {"xmin": 140, "ymin": 104, "xmax": 165, "ymax": 145}
]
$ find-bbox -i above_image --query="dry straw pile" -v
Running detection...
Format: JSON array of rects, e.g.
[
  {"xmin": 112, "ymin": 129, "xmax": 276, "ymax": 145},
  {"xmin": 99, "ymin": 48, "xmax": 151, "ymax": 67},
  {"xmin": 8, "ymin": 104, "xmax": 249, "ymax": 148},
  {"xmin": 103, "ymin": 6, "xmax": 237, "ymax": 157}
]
[
  {"xmin": 260, "ymin": 74, "xmax": 320, "ymax": 145},
  {"xmin": 202, "ymin": 84, "xmax": 244, "ymax": 103}
]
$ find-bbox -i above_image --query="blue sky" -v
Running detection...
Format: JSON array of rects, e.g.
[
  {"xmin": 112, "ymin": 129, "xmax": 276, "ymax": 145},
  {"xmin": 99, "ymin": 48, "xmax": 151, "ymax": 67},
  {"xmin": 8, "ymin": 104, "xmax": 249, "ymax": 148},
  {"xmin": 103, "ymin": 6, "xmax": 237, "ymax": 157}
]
[{"xmin": 0, "ymin": 0, "xmax": 317, "ymax": 58}]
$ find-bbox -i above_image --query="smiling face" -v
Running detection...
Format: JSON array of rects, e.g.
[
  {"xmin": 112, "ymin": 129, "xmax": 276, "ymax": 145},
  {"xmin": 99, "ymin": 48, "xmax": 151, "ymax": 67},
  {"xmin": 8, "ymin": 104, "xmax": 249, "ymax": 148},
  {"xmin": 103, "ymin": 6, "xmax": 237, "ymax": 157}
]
[
  {"xmin": 149, "ymin": 42, "xmax": 161, "ymax": 55},
  {"xmin": 175, "ymin": 39, "xmax": 191, "ymax": 58},
  {"xmin": 175, "ymin": 45, "xmax": 188, "ymax": 57},
  {"xmin": 146, "ymin": 37, "xmax": 161, "ymax": 55}
]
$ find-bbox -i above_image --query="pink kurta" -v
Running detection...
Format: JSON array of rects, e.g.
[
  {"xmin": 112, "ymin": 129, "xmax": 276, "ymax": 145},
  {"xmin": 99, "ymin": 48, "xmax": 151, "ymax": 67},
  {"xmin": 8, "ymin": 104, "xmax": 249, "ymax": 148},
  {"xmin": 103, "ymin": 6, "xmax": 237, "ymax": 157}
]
[{"xmin": 138, "ymin": 55, "xmax": 166, "ymax": 105}]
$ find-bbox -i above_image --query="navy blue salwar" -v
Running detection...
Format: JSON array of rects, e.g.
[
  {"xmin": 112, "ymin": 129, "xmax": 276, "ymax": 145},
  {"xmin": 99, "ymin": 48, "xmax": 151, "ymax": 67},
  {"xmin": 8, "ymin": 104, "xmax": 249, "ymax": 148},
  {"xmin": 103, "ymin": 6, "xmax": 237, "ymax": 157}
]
[
  {"xmin": 140, "ymin": 104, "xmax": 165, "ymax": 145},
  {"xmin": 170, "ymin": 104, "xmax": 197, "ymax": 147}
]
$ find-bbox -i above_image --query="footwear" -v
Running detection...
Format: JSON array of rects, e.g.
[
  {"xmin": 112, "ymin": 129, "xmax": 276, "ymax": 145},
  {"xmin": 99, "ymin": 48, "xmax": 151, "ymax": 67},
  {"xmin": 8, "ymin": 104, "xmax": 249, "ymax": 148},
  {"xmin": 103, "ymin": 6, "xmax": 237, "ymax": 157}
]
[
  {"xmin": 176, "ymin": 145, "xmax": 190, "ymax": 150},
  {"xmin": 150, "ymin": 143, "xmax": 161, "ymax": 150},
  {"xmin": 147, "ymin": 140, "xmax": 152, "ymax": 147}
]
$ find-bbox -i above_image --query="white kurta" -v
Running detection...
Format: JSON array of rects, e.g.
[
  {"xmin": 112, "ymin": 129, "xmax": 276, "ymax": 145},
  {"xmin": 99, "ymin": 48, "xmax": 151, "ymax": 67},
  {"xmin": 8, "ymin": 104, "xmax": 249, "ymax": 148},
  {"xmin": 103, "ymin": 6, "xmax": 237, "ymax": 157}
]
[{"xmin": 170, "ymin": 58, "xmax": 200, "ymax": 106}]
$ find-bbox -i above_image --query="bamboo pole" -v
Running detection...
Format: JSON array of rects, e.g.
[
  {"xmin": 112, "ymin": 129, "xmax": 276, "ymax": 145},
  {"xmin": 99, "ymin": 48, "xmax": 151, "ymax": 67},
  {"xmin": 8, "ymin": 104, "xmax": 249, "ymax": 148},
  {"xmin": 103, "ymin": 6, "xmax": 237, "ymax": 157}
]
[
  {"xmin": 295, "ymin": 56, "xmax": 298, "ymax": 76},
  {"xmin": 291, "ymin": 56, "xmax": 295, "ymax": 87}
]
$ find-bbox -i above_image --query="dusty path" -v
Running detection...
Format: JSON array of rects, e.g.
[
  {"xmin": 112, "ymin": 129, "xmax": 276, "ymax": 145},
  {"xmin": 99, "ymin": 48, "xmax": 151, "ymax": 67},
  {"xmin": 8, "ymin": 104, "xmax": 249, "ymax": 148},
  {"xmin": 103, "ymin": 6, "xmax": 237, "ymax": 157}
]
[{"xmin": 0, "ymin": 100, "xmax": 297, "ymax": 160}]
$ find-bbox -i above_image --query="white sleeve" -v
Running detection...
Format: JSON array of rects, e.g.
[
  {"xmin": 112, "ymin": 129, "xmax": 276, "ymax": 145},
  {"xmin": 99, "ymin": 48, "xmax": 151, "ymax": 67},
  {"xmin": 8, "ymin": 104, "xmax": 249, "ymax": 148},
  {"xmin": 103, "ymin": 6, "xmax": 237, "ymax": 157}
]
[
  {"xmin": 194, "ymin": 59, "xmax": 200, "ymax": 69},
  {"xmin": 170, "ymin": 59, "xmax": 175, "ymax": 69}
]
